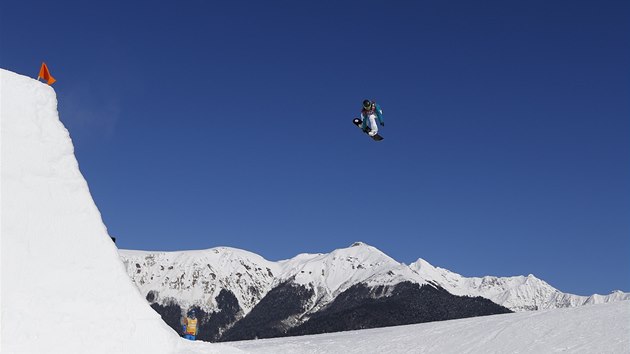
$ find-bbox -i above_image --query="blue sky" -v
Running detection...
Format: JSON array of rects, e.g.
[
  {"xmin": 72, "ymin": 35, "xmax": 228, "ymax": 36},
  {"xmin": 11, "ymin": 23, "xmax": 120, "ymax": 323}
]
[{"xmin": 2, "ymin": 0, "xmax": 628, "ymax": 296}]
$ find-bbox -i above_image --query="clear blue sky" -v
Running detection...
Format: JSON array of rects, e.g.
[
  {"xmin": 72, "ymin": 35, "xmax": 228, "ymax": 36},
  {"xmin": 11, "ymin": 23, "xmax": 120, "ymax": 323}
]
[{"xmin": 2, "ymin": 0, "xmax": 628, "ymax": 296}]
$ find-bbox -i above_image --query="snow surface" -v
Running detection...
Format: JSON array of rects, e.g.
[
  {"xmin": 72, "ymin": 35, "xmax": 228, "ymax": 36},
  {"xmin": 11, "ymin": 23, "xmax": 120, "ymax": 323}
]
[
  {"xmin": 0, "ymin": 69, "xmax": 239, "ymax": 353},
  {"xmin": 229, "ymin": 301, "xmax": 630, "ymax": 354}
]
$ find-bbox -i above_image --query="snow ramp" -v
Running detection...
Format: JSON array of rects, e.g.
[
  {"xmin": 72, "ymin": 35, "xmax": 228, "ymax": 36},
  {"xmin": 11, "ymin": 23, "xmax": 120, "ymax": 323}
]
[{"xmin": 0, "ymin": 69, "xmax": 241, "ymax": 353}]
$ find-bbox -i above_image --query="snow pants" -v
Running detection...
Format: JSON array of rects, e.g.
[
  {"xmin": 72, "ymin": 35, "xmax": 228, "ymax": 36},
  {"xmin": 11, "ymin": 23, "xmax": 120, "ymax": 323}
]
[{"xmin": 366, "ymin": 113, "xmax": 379, "ymax": 136}]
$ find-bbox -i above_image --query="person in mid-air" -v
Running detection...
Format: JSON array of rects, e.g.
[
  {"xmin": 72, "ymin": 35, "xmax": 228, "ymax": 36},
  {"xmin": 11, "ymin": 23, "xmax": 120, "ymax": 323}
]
[
  {"xmin": 181, "ymin": 310, "xmax": 198, "ymax": 341},
  {"xmin": 360, "ymin": 99, "xmax": 384, "ymax": 136}
]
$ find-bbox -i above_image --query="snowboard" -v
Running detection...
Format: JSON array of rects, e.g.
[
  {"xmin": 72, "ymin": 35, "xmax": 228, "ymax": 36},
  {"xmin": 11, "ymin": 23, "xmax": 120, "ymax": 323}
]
[{"xmin": 353, "ymin": 118, "xmax": 384, "ymax": 141}]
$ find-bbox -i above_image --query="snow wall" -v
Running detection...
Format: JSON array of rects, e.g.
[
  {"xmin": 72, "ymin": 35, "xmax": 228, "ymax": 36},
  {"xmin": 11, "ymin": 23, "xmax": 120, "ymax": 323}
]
[{"xmin": 0, "ymin": 69, "xmax": 181, "ymax": 353}]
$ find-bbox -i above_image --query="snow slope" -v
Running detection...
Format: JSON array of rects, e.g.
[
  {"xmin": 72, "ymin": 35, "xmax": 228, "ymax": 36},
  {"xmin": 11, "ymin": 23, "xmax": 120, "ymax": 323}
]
[
  {"xmin": 230, "ymin": 301, "xmax": 630, "ymax": 354},
  {"xmin": 0, "ymin": 69, "xmax": 241, "ymax": 354}
]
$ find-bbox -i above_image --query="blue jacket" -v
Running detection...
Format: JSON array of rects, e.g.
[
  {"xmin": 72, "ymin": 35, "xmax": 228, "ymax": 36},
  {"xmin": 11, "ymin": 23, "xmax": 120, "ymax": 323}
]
[{"xmin": 360, "ymin": 102, "xmax": 384, "ymax": 130}]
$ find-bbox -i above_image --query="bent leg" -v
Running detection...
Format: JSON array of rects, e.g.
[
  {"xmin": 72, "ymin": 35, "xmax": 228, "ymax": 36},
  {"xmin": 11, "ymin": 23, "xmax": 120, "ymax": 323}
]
[{"xmin": 368, "ymin": 114, "xmax": 378, "ymax": 136}]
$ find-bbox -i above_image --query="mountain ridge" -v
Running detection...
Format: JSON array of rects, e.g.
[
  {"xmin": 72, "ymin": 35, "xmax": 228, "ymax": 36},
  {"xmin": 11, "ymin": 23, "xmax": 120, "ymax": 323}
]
[{"xmin": 119, "ymin": 241, "xmax": 629, "ymax": 316}]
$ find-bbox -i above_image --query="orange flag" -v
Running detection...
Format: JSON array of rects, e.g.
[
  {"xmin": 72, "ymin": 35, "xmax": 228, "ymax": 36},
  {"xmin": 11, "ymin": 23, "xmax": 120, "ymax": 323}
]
[{"xmin": 37, "ymin": 62, "xmax": 56, "ymax": 85}]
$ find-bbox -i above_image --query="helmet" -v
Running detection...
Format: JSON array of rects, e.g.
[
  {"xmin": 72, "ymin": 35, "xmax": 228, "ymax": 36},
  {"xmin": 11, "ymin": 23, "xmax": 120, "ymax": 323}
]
[
  {"xmin": 189, "ymin": 310, "xmax": 196, "ymax": 317},
  {"xmin": 362, "ymin": 99, "xmax": 371, "ymax": 109}
]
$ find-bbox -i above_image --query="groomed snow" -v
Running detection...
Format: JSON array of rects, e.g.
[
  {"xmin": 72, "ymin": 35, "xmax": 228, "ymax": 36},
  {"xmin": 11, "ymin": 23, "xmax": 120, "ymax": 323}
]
[{"xmin": 229, "ymin": 301, "xmax": 630, "ymax": 354}]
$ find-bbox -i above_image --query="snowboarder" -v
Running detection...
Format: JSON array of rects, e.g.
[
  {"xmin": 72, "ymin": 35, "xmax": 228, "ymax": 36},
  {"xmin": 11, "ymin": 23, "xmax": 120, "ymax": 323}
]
[
  {"xmin": 359, "ymin": 99, "xmax": 384, "ymax": 137},
  {"xmin": 182, "ymin": 310, "xmax": 198, "ymax": 341}
]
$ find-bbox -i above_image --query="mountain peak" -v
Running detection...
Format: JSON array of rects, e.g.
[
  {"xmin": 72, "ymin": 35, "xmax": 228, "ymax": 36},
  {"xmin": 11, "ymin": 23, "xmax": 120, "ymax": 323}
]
[
  {"xmin": 350, "ymin": 241, "xmax": 368, "ymax": 247},
  {"xmin": 411, "ymin": 258, "xmax": 435, "ymax": 270}
]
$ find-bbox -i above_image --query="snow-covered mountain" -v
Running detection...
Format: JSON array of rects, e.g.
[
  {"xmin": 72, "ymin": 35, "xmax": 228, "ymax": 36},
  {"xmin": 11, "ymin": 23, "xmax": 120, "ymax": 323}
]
[
  {"xmin": 122, "ymin": 242, "xmax": 513, "ymax": 341},
  {"xmin": 120, "ymin": 241, "xmax": 629, "ymax": 341},
  {"xmin": 410, "ymin": 258, "xmax": 630, "ymax": 311},
  {"xmin": 121, "ymin": 247, "xmax": 279, "ymax": 314},
  {"xmin": 120, "ymin": 242, "xmax": 427, "ymax": 317},
  {"xmin": 121, "ymin": 243, "xmax": 629, "ymax": 315}
]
